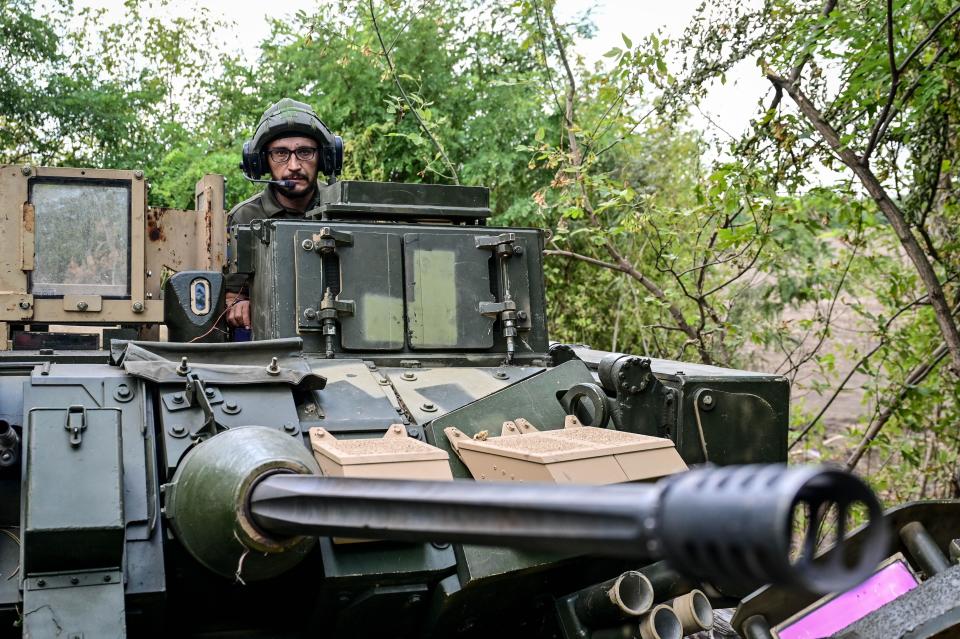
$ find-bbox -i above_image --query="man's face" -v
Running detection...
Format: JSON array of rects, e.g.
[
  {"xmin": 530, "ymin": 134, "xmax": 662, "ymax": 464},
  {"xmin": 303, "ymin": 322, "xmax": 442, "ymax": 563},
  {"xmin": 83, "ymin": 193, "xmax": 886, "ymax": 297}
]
[{"xmin": 266, "ymin": 135, "xmax": 320, "ymax": 197}]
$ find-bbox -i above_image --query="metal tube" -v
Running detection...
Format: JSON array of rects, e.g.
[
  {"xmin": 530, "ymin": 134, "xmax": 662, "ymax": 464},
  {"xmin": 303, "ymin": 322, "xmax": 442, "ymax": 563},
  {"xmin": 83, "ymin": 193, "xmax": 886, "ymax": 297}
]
[
  {"xmin": 574, "ymin": 571, "xmax": 654, "ymax": 625},
  {"xmin": 899, "ymin": 521, "xmax": 951, "ymax": 577},
  {"xmin": 637, "ymin": 604, "xmax": 682, "ymax": 639},
  {"xmin": 637, "ymin": 561, "xmax": 696, "ymax": 602},
  {"xmin": 248, "ymin": 464, "xmax": 889, "ymax": 595},
  {"xmin": 741, "ymin": 614, "xmax": 775, "ymax": 639},
  {"xmin": 668, "ymin": 589, "xmax": 713, "ymax": 635},
  {"xmin": 251, "ymin": 474, "xmax": 661, "ymax": 557}
]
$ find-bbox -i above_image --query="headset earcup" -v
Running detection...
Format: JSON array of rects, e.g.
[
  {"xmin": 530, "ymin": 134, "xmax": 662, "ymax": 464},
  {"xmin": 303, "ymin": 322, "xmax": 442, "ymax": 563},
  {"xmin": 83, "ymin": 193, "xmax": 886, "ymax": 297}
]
[
  {"xmin": 333, "ymin": 136, "xmax": 344, "ymax": 175},
  {"xmin": 241, "ymin": 141, "xmax": 264, "ymax": 178}
]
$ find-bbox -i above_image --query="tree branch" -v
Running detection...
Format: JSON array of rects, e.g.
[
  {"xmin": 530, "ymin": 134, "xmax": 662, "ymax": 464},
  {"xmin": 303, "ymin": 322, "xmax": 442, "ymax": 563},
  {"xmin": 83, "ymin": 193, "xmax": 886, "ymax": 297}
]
[
  {"xmin": 369, "ymin": 0, "xmax": 459, "ymax": 184},
  {"xmin": 767, "ymin": 71, "xmax": 960, "ymax": 373},
  {"xmin": 897, "ymin": 3, "xmax": 960, "ymax": 75},
  {"xmin": 846, "ymin": 342, "xmax": 949, "ymax": 470},
  {"xmin": 543, "ymin": 5, "xmax": 714, "ymax": 364}
]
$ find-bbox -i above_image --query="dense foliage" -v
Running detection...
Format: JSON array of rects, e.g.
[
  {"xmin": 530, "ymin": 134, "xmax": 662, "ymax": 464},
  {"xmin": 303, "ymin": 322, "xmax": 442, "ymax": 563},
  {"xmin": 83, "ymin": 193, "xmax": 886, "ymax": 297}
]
[{"xmin": 4, "ymin": 0, "xmax": 960, "ymax": 500}]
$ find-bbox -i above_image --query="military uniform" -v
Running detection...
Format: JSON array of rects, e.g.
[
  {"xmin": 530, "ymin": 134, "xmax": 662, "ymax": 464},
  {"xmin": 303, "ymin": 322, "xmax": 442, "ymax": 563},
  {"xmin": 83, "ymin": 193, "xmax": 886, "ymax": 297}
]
[
  {"xmin": 227, "ymin": 184, "xmax": 322, "ymax": 227},
  {"xmin": 226, "ymin": 185, "xmax": 321, "ymax": 293}
]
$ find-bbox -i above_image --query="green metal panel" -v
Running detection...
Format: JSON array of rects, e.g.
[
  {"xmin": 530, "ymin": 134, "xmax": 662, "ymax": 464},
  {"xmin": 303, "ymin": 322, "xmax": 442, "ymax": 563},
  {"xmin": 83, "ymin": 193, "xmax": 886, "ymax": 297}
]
[
  {"xmin": 404, "ymin": 233, "xmax": 495, "ymax": 350},
  {"xmin": 24, "ymin": 407, "xmax": 124, "ymax": 573},
  {"xmin": 425, "ymin": 360, "xmax": 596, "ymax": 478},
  {"xmin": 22, "ymin": 570, "xmax": 125, "ymax": 638},
  {"xmin": 318, "ymin": 539, "xmax": 456, "ymax": 581},
  {"xmin": 339, "ymin": 232, "xmax": 405, "ymax": 350}
]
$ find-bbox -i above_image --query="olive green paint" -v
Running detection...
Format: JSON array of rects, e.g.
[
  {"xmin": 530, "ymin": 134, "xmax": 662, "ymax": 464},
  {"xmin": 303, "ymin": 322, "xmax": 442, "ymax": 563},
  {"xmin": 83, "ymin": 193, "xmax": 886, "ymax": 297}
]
[
  {"xmin": 408, "ymin": 248, "xmax": 458, "ymax": 348},
  {"xmin": 360, "ymin": 292, "xmax": 405, "ymax": 348}
]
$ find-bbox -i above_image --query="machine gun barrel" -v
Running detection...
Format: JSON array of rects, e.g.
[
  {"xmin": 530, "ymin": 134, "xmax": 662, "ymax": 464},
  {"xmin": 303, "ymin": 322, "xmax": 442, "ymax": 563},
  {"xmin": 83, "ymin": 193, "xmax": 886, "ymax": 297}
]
[{"xmin": 249, "ymin": 464, "xmax": 888, "ymax": 594}]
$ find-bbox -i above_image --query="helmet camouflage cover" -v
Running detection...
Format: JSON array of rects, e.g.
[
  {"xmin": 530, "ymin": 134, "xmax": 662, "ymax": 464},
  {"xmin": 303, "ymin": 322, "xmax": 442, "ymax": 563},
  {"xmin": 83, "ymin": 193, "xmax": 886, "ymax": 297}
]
[{"xmin": 250, "ymin": 98, "xmax": 336, "ymax": 154}]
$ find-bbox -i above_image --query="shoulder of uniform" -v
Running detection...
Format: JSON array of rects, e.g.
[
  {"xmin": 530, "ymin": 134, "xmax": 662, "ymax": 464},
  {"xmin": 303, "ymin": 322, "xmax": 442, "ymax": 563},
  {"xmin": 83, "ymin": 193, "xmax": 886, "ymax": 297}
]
[
  {"xmin": 227, "ymin": 190, "xmax": 268, "ymax": 225},
  {"xmin": 227, "ymin": 190, "xmax": 266, "ymax": 216}
]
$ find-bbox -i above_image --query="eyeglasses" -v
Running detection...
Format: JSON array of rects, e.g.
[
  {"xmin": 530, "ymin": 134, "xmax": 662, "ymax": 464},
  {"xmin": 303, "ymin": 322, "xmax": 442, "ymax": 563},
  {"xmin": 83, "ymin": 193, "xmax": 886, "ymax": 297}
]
[{"xmin": 266, "ymin": 146, "xmax": 319, "ymax": 164}]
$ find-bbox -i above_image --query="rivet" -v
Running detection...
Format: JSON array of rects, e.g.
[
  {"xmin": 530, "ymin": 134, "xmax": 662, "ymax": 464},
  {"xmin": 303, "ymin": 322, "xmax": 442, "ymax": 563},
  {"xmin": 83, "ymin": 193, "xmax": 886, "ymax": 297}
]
[
  {"xmin": 401, "ymin": 371, "xmax": 417, "ymax": 381},
  {"xmin": 21, "ymin": 166, "xmax": 32, "ymax": 176},
  {"xmin": 116, "ymin": 384, "xmax": 131, "ymax": 398},
  {"xmin": 494, "ymin": 371, "xmax": 509, "ymax": 380},
  {"xmin": 170, "ymin": 424, "xmax": 187, "ymax": 437},
  {"xmin": 70, "ymin": 577, "xmax": 79, "ymax": 585},
  {"xmin": 282, "ymin": 423, "xmax": 298, "ymax": 435},
  {"xmin": 36, "ymin": 579, "xmax": 45, "ymax": 587},
  {"xmin": 103, "ymin": 575, "xmax": 112, "ymax": 582},
  {"xmin": 76, "ymin": 301, "xmax": 88, "ymax": 311},
  {"xmin": 18, "ymin": 301, "xmax": 30, "ymax": 310},
  {"xmin": 133, "ymin": 169, "xmax": 144, "ymax": 179},
  {"xmin": 132, "ymin": 301, "xmax": 145, "ymax": 313}
]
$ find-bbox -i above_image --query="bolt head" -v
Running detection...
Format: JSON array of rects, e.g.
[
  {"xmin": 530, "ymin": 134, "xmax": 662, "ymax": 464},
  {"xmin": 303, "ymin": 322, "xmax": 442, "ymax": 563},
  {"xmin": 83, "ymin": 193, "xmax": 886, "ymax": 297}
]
[
  {"xmin": 282, "ymin": 423, "xmax": 298, "ymax": 434},
  {"xmin": 301, "ymin": 239, "xmax": 315, "ymax": 251},
  {"xmin": 513, "ymin": 245, "xmax": 524, "ymax": 255},
  {"xmin": 117, "ymin": 384, "xmax": 131, "ymax": 398},
  {"xmin": 18, "ymin": 301, "xmax": 30, "ymax": 310},
  {"xmin": 171, "ymin": 424, "xmax": 186, "ymax": 436},
  {"xmin": 133, "ymin": 170, "xmax": 144, "ymax": 179},
  {"xmin": 76, "ymin": 301, "xmax": 88, "ymax": 311},
  {"xmin": 702, "ymin": 394, "xmax": 714, "ymax": 406},
  {"xmin": 204, "ymin": 388, "xmax": 215, "ymax": 398},
  {"xmin": 36, "ymin": 579, "xmax": 45, "ymax": 587},
  {"xmin": 132, "ymin": 301, "xmax": 145, "ymax": 313},
  {"xmin": 303, "ymin": 308, "xmax": 317, "ymax": 320},
  {"xmin": 172, "ymin": 393, "xmax": 184, "ymax": 404},
  {"xmin": 421, "ymin": 402, "xmax": 437, "ymax": 412}
]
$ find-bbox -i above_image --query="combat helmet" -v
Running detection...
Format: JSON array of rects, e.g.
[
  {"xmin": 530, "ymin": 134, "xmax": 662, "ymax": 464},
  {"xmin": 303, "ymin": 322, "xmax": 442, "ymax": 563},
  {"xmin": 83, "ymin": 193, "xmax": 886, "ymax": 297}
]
[{"xmin": 241, "ymin": 97, "xmax": 343, "ymax": 179}]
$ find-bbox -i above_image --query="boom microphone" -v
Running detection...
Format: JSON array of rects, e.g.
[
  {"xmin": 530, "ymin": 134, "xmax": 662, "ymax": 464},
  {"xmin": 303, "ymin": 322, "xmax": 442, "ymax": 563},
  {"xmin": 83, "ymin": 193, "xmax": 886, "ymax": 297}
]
[{"xmin": 242, "ymin": 175, "xmax": 296, "ymax": 190}]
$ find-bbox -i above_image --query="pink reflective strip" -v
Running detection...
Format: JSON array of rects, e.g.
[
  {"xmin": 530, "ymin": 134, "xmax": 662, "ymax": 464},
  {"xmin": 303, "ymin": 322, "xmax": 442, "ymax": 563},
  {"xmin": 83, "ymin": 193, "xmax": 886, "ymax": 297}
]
[{"xmin": 778, "ymin": 561, "xmax": 918, "ymax": 639}]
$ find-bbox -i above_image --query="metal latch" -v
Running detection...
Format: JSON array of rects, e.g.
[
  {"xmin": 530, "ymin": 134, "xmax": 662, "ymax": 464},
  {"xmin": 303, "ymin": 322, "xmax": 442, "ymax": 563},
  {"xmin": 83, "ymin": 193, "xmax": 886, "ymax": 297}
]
[
  {"xmin": 476, "ymin": 232, "xmax": 521, "ymax": 362},
  {"xmin": 311, "ymin": 227, "xmax": 353, "ymax": 253},
  {"xmin": 65, "ymin": 405, "xmax": 86, "ymax": 447}
]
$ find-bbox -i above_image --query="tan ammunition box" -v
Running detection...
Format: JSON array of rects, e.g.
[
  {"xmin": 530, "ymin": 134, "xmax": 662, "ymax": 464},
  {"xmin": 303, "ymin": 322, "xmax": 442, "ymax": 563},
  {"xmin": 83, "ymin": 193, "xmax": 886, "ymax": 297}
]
[{"xmin": 444, "ymin": 416, "xmax": 687, "ymax": 484}]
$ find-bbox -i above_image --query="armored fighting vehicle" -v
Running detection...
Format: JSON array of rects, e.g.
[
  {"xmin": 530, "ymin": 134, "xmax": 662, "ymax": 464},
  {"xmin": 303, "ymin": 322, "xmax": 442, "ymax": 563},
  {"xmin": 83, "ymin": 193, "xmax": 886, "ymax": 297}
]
[{"xmin": 0, "ymin": 158, "xmax": 937, "ymax": 639}]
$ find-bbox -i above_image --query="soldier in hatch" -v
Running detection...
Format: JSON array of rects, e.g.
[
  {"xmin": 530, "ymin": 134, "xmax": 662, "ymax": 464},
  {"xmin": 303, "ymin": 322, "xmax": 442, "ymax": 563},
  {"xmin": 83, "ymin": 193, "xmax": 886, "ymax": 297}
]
[{"xmin": 226, "ymin": 98, "xmax": 342, "ymax": 329}]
